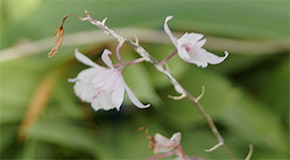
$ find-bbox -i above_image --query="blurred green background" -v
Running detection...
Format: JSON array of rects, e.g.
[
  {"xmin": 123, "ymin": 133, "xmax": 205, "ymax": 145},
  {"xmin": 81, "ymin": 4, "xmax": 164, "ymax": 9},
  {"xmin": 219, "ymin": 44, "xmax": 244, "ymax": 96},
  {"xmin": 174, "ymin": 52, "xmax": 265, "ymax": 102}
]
[{"xmin": 0, "ymin": 0, "xmax": 289, "ymax": 159}]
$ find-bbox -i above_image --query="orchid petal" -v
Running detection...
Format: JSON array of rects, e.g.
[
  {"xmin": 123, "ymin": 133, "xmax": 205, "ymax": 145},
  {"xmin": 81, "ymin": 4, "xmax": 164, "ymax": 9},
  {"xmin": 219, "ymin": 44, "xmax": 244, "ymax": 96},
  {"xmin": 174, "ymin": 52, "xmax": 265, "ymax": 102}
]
[
  {"xmin": 124, "ymin": 83, "xmax": 150, "ymax": 109},
  {"xmin": 203, "ymin": 50, "xmax": 229, "ymax": 65},
  {"xmin": 92, "ymin": 69, "xmax": 113, "ymax": 88},
  {"xmin": 170, "ymin": 132, "xmax": 181, "ymax": 143},
  {"xmin": 155, "ymin": 134, "xmax": 171, "ymax": 145},
  {"xmin": 112, "ymin": 79, "xmax": 125, "ymax": 111},
  {"xmin": 195, "ymin": 39, "xmax": 207, "ymax": 48},
  {"xmin": 100, "ymin": 70, "xmax": 119, "ymax": 91},
  {"xmin": 75, "ymin": 48, "xmax": 103, "ymax": 69},
  {"xmin": 101, "ymin": 49, "xmax": 114, "ymax": 68},
  {"xmin": 91, "ymin": 92, "xmax": 115, "ymax": 111},
  {"xmin": 70, "ymin": 68, "xmax": 100, "ymax": 103},
  {"xmin": 154, "ymin": 132, "xmax": 180, "ymax": 154},
  {"xmin": 164, "ymin": 16, "xmax": 178, "ymax": 46},
  {"xmin": 187, "ymin": 33, "xmax": 204, "ymax": 43},
  {"xmin": 185, "ymin": 49, "xmax": 208, "ymax": 68}
]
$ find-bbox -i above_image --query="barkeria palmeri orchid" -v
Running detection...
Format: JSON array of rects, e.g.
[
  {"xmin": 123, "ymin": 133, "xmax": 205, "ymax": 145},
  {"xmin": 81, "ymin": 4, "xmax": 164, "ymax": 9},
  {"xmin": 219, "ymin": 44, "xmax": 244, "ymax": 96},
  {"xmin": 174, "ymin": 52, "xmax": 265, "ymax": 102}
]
[
  {"xmin": 153, "ymin": 132, "xmax": 181, "ymax": 154},
  {"xmin": 69, "ymin": 48, "xmax": 150, "ymax": 111},
  {"xmin": 164, "ymin": 16, "xmax": 229, "ymax": 68},
  {"xmin": 143, "ymin": 130, "xmax": 188, "ymax": 160}
]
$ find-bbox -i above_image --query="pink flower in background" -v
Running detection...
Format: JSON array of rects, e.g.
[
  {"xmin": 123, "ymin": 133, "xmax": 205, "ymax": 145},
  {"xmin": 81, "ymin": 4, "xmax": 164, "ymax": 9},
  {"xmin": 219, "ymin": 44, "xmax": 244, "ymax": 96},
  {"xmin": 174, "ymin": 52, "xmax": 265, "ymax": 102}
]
[
  {"xmin": 164, "ymin": 16, "xmax": 228, "ymax": 68},
  {"xmin": 140, "ymin": 128, "xmax": 188, "ymax": 160},
  {"xmin": 153, "ymin": 132, "xmax": 181, "ymax": 154},
  {"xmin": 69, "ymin": 49, "xmax": 150, "ymax": 111}
]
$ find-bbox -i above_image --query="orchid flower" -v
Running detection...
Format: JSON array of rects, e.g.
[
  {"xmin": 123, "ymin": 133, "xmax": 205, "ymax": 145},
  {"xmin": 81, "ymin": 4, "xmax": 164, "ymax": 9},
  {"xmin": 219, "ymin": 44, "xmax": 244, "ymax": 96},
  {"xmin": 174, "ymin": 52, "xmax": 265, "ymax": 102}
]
[
  {"xmin": 69, "ymin": 48, "xmax": 150, "ymax": 111},
  {"xmin": 153, "ymin": 132, "xmax": 181, "ymax": 154},
  {"xmin": 139, "ymin": 127, "xmax": 188, "ymax": 160},
  {"xmin": 163, "ymin": 16, "xmax": 229, "ymax": 68}
]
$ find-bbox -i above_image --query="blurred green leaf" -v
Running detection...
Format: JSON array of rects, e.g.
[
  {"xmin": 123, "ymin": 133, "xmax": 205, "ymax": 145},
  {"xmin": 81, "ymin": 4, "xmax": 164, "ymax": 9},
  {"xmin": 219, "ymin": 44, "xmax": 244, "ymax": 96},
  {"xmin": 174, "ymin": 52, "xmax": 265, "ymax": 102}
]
[
  {"xmin": 222, "ymin": 91, "xmax": 288, "ymax": 157},
  {"xmin": 0, "ymin": 124, "xmax": 18, "ymax": 154},
  {"xmin": 1, "ymin": 1, "xmax": 288, "ymax": 49},
  {"xmin": 0, "ymin": 58, "xmax": 48, "ymax": 124},
  {"xmin": 157, "ymin": 66, "xmax": 235, "ymax": 128},
  {"xmin": 156, "ymin": 63, "xmax": 288, "ymax": 159},
  {"xmin": 28, "ymin": 118, "xmax": 103, "ymax": 158}
]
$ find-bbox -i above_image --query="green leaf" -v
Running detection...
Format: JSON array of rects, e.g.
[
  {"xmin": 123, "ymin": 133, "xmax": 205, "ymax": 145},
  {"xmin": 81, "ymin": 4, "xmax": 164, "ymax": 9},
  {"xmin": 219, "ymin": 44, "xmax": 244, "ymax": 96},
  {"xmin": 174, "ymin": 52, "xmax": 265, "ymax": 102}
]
[
  {"xmin": 1, "ymin": 1, "xmax": 288, "ymax": 49},
  {"xmin": 28, "ymin": 118, "xmax": 104, "ymax": 158},
  {"xmin": 157, "ymin": 64, "xmax": 288, "ymax": 159},
  {"xmin": 0, "ymin": 59, "xmax": 48, "ymax": 124}
]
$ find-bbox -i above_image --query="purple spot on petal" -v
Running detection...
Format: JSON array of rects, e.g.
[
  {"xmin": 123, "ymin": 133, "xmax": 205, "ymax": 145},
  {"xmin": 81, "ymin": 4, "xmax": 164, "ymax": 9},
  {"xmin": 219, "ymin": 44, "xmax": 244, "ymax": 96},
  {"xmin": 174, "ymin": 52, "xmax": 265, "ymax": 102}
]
[{"xmin": 182, "ymin": 44, "xmax": 190, "ymax": 52}]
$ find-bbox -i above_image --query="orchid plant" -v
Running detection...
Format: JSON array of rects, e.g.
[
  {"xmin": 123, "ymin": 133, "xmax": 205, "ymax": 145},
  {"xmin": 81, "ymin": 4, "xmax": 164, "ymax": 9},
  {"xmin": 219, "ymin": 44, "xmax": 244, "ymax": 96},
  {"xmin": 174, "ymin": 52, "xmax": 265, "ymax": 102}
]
[{"xmin": 48, "ymin": 10, "xmax": 253, "ymax": 160}]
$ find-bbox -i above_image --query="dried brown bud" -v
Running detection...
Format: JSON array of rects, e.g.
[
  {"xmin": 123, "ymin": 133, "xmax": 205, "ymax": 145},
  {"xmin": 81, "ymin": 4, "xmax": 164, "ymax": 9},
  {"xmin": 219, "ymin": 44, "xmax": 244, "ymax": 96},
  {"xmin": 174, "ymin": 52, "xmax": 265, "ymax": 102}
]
[
  {"xmin": 48, "ymin": 14, "xmax": 88, "ymax": 58},
  {"xmin": 48, "ymin": 27, "xmax": 64, "ymax": 58}
]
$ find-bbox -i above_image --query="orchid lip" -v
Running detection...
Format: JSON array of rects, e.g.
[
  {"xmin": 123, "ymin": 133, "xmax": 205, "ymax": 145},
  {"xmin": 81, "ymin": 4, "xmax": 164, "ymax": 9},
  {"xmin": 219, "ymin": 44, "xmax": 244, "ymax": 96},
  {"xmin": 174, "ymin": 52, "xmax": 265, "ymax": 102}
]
[{"xmin": 182, "ymin": 44, "xmax": 190, "ymax": 52}]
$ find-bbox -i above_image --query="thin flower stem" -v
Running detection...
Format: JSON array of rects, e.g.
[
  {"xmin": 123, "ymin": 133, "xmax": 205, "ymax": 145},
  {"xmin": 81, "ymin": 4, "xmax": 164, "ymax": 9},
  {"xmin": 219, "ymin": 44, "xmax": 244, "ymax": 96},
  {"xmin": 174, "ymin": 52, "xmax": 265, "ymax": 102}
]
[
  {"xmin": 114, "ymin": 58, "xmax": 144, "ymax": 68},
  {"xmin": 116, "ymin": 40, "xmax": 125, "ymax": 64},
  {"xmin": 125, "ymin": 57, "xmax": 145, "ymax": 66},
  {"xmin": 83, "ymin": 10, "xmax": 235, "ymax": 160},
  {"xmin": 176, "ymin": 145, "xmax": 188, "ymax": 160},
  {"xmin": 146, "ymin": 151, "xmax": 175, "ymax": 160},
  {"xmin": 159, "ymin": 49, "xmax": 177, "ymax": 66}
]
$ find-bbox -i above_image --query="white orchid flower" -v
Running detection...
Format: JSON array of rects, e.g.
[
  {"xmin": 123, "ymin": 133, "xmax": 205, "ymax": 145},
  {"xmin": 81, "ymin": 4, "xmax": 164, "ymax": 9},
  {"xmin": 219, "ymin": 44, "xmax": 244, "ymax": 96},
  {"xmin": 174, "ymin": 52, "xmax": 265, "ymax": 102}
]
[
  {"xmin": 164, "ymin": 16, "xmax": 229, "ymax": 68},
  {"xmin": 69, "ymin": 49, "xmax": 150, "ymax": 111},
  {"xmin": 153, "ymin": 132, "xmax": 181, "ymax": 154}
]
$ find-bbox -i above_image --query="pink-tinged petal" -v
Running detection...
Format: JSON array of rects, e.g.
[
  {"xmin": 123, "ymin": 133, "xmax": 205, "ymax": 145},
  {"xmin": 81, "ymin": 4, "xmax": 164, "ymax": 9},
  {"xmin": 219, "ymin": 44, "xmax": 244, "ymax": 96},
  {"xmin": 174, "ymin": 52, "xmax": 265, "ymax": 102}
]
[
  {"xmin": 186, "ymin": 33, "xmax": 204, "ymax": 43},
  {"xmin": 92, "ymin": 69, "xmax": 113, "ymax": 88},
  {"xmin": 154, "ymin": 134, "xmax": 172, "ymax": 153},
  {"xmin": 177, "ymin": 46, "xmax": 191, "ymax": 60},
  {"xmin": 164, "ymin": 16, "xmax": 178, "ymax": 46},
  {"xmin": 170, "ymin": 132, "xmax": 181, "ymax": 144},
  {"xmin": 91, "ymin": 92, "xmax": 115, "ymax": 111},
  {"xmin": 101, "ymin": 49, "xmax": 114, "ymax": 68},
  {"xmin": 184, "ymin": 49, "xmax": 208, "ymax": 68},
  {"xmin": 70, "ymin": 68, "xmax": 101, "ymax": 102},
  {"xmin": 101, "ymin": 70, "xmax": 122, "ymax": 92},
  {"xmin": 195, "ymin": 39, "xmax": 207, "ymax": 48},
  {"xmin": 75, "ymin": 48, "xmax": 103, "ymax": 69},
  {"xmin": 176, "ymin": 33, "xmax": 192, "ymax": 59},
  {"xmin": 112, "ymin": 79, "xmax": 125, "ymax": 111},
  {"xmin": 69, "ymin": 68, "xmax": 96, "ymax": 83},
  {"xmin": 124, "ymin": 82, "xmax": 150, "ymax": 109},
  {"xmin": 155, "ymin": 134, "xmax": 171, "ymax": 145},
  {"xmin": 153, "ymin": 133, "xmax": 180, "ymax": 154},
  {"xmin": 203, "ymin": 50, "xmax": 229, "ymax": 65}
]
